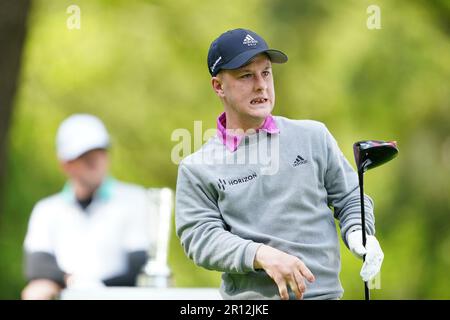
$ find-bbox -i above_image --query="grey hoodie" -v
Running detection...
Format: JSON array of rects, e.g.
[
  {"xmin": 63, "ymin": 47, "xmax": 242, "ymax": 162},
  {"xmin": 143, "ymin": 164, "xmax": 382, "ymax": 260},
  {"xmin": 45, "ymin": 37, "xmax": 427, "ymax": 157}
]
[{"xmin": 175, "ymin": 116, "xmax": 375, "ymax": 300}]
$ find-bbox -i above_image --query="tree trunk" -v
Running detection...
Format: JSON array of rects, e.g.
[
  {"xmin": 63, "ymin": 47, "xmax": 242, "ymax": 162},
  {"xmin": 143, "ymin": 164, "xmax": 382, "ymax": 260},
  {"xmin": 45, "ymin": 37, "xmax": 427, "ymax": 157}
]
[{"xmin": 0, "ymin": 0, "xmax": 31, "ymax": 197}]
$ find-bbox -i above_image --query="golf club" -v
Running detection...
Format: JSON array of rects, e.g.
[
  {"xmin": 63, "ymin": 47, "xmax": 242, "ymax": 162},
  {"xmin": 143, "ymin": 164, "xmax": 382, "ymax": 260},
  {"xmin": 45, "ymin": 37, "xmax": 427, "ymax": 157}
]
[{"xmin": 353, "ymin": 140, "xmax": 399, "ymax": 300}]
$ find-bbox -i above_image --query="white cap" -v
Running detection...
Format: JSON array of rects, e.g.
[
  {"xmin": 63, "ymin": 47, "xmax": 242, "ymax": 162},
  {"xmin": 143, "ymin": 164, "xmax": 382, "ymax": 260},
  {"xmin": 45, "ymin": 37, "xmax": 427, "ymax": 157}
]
[{"xmin": 56, "ymin": 114, "xmax": 110, "ymax": 161}]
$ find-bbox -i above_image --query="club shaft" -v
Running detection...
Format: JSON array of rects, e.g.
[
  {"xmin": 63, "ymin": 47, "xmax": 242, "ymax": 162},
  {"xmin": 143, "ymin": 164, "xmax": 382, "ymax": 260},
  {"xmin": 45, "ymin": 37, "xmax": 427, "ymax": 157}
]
[{"xmin": 358, "ymin": 171, "xmax": 370, "ymax": 301}]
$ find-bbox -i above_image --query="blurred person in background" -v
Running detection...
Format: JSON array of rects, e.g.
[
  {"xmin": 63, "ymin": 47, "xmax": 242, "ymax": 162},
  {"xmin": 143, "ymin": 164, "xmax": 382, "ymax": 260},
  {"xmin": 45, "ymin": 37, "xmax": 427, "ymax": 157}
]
[{"xmin": 21, "ymin": 114, "xmax": 153, "ymax": 300}]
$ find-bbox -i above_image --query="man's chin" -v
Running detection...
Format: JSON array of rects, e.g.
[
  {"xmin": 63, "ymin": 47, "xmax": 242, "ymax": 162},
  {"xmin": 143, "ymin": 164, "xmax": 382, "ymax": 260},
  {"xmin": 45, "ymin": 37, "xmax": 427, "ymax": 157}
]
[
  {"xmin": 247, "ymin": 105, "xmax": 272, "ymax": 120},
  {"xmin": 81, "ymin": 181, "xmax": 102, "ymax": 193}
]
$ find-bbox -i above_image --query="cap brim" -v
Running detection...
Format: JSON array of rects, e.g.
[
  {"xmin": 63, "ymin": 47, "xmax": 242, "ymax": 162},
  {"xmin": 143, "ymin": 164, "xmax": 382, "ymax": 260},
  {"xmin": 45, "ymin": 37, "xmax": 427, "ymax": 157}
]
[
  {"xmin": 220, "ymin": 48, "xmax": 288, "ymax": 72},
  {"xmin": 58, "ymin": 142, "xmax": 109, "ymax": 161}
]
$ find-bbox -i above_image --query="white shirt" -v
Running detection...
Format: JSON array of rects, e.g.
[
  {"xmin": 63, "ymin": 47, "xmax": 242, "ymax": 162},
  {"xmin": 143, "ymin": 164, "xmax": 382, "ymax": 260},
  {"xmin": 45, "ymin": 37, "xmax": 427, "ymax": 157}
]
[{"xmin": 24, "ymin": 178, "xmax": 154, "ymax": 281}]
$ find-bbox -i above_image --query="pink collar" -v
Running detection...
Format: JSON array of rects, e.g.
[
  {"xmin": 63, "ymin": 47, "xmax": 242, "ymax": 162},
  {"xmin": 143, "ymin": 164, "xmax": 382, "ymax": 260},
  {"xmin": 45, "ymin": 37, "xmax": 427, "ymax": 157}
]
[{"xmin": 216, "ymin": 112, "xmax": 280, "ymax": 152}]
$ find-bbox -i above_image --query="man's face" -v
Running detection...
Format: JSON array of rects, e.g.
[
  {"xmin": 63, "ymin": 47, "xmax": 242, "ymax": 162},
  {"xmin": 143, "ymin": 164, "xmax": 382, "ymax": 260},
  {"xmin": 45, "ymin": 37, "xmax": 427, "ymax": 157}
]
[
  {"xmin": 212, "ymin": 54, "xmax": 275, "ymax": 127},
  {"xmin": 61, "ymin": 149, "xmax": 109, "ymax": 192}
]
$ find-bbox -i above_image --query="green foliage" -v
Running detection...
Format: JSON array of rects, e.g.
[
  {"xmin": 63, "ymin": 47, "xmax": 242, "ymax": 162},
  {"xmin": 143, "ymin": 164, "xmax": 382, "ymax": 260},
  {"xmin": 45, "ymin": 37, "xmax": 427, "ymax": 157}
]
[{"xmin": 0, "ymin": 0, "xmax": 448, "ymax": 299}]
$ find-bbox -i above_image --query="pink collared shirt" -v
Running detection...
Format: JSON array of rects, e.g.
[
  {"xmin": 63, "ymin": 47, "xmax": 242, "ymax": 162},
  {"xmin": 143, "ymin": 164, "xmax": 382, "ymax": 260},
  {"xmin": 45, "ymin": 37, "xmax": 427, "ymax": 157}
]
[{"xmin": 216, "ymin": 112, "xmax": 280, "ymax": 152}]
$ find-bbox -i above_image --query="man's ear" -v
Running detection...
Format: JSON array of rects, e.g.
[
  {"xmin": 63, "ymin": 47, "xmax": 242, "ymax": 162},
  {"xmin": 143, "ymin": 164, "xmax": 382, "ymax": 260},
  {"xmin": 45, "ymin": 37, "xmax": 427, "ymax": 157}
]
[{"xmin": 211, "ymin": 76, "xmax": 225, "ymax": 98}]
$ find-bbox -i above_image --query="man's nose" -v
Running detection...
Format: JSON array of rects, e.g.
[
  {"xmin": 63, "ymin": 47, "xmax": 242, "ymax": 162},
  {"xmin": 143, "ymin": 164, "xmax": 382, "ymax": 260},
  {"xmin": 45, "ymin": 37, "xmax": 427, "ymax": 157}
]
[
  {"xmin": 254, "ymin": 74, "xmax": 267, "ymax": 91},
  {"xmin": 86, "ymin": 158, "xmax": 98, "ymax": 169}
]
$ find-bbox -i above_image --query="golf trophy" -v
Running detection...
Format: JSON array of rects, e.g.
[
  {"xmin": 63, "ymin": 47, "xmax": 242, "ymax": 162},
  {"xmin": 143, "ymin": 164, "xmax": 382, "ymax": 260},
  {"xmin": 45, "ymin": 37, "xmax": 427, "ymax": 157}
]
[{"xmin": 138, "ymin": 188, "xmax": 174, "ymax": 288}]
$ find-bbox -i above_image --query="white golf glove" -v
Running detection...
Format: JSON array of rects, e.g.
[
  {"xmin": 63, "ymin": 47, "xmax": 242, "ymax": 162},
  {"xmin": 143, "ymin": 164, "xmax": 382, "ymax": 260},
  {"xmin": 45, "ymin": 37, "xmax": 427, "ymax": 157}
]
[{"xmin": 347, "ymin": 230, "xmax": 384, "ymax": 282}]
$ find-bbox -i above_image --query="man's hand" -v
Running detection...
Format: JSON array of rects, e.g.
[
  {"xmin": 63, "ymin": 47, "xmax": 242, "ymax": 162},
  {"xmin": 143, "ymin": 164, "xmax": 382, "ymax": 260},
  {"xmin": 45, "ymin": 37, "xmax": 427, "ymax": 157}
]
[
  {"xmin": 21, "ymin": 279, "xmax": 61, "ymax": 300},
  {"xmin": 254, "ymin": 245, "xmax": 315, "ymax": 300},
  {"xmin": 347, "ymin": 231, "xmax": 384, "ymax": 282}
]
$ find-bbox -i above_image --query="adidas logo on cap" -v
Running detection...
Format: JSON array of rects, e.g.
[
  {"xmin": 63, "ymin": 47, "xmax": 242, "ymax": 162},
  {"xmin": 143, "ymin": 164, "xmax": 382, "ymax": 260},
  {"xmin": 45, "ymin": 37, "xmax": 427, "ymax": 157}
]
[{"xmin": 243, "ymin": 34, "xmax": 258, "ymax": 46}]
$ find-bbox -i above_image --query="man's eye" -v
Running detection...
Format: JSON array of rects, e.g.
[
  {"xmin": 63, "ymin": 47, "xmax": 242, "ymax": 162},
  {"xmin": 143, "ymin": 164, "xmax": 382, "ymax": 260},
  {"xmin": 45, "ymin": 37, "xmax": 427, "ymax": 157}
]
[
  {"xmin": 240, "ymin": 74, "xmax": 252, "ymax": 79},
  {"xmin": 262, "ymin": 71, "xmax": 271, "ymax": 77}
]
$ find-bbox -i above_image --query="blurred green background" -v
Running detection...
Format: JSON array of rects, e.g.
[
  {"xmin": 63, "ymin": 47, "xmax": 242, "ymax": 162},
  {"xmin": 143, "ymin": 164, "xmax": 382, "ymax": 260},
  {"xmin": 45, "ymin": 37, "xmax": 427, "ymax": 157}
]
[{"xmin": 0, "ymin": 0, "xmax": 449, "ymax": 299}]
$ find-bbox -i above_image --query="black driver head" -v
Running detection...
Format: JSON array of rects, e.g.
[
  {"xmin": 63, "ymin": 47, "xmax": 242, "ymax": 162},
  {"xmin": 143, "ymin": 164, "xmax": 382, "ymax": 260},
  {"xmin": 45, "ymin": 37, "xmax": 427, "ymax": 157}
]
[{"xmin": 353, "ymin": 140, "xmax": 399, "ymax": 173}]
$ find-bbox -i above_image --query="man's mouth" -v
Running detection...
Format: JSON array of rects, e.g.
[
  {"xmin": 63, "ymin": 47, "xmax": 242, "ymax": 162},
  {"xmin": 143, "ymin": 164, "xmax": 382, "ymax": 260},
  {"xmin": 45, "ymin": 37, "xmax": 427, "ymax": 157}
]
[{"xmin": 250, "ymin": 97, "xmax": 268, "ymax": 105}]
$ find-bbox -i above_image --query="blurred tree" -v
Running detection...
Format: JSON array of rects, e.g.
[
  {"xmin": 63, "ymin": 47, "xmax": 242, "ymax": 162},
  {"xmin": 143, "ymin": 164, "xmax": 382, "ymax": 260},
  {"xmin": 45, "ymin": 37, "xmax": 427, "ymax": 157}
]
[{"xmin": 0, "ymin": 0, "xmax": 30, "ymax": 199}]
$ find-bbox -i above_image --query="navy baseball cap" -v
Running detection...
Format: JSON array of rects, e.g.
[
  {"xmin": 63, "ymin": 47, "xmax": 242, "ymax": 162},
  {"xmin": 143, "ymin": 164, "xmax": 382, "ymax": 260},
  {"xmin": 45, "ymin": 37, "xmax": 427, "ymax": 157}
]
[{"xmin": 207, "ymin": 28, "xmax": 288, "ymax": 76}]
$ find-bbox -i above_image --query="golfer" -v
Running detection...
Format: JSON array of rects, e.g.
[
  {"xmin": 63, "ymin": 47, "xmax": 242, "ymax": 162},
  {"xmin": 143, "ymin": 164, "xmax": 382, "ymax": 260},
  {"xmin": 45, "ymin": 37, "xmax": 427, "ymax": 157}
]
[{"xmin": 175, "ymin": 28, "xmax": 383, "ymax": 300}]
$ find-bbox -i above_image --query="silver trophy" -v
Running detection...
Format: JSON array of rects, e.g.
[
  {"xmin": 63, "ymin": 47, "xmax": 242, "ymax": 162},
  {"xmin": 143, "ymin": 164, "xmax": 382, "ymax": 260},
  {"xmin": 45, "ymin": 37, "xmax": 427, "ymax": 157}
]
[{"xmin": 138, "ymin": 188, "xmax": 173, "ymax": 287}]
